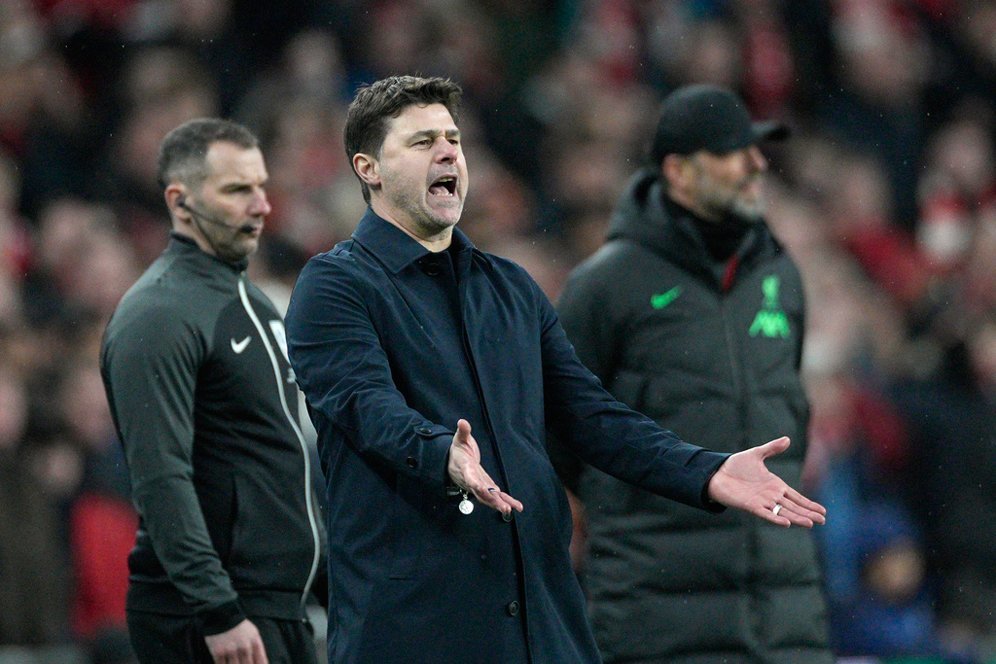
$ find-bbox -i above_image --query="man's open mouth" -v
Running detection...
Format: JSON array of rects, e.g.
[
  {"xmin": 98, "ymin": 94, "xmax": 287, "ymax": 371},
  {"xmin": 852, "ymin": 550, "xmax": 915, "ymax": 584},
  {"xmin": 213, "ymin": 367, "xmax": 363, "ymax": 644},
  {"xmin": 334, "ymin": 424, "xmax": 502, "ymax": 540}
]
[{"xmin": 429, "ymin": 176, "xmax": 457, "ymax": 197}]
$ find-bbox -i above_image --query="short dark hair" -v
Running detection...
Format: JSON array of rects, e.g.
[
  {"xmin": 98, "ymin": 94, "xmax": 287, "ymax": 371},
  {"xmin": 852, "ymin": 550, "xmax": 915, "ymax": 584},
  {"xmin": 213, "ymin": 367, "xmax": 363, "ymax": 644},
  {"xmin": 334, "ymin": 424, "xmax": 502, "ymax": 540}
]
[
  {"xmin": 344, "ymin": 75, "xmax": 462, "ymax": 203},
  {"xmin": 157, "ymin": 118, "xmax": 259, "ymax": 189}
]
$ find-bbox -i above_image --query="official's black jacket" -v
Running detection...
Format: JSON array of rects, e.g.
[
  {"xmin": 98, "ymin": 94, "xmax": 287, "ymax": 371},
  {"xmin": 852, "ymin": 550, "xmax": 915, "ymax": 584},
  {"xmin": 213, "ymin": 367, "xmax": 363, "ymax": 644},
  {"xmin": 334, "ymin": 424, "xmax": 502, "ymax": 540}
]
[
  {"xmin": 101, "ymin": 234, "xmax": 323, "ymax": 635},
  {"xmin": 554, "ymin": 169, "xmax": 832, "ymax": 663}
]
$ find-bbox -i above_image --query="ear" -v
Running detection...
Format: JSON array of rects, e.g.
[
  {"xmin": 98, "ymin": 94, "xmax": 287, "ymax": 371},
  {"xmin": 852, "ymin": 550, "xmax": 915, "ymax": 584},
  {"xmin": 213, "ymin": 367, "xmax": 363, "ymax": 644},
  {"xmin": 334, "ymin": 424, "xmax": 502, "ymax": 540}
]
[
  {"xmin": 352, "ymin": 153, "xmax": 381, "ymax": 190},
  {"xmin": 662, "ymin": 154, "xmax": 691, "ymax": 189},
  {"xmin": 164, "ymin": 184, "xmax": 191, "ymax": 222}
]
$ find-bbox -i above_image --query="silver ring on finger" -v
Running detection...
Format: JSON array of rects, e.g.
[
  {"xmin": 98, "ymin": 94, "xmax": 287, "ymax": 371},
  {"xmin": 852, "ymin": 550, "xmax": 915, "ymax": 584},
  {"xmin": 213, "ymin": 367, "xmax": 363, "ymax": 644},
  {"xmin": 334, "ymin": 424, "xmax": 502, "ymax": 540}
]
[{"xmin": 772, "ymin": 503, "xmax": 782, "ymax": 516}]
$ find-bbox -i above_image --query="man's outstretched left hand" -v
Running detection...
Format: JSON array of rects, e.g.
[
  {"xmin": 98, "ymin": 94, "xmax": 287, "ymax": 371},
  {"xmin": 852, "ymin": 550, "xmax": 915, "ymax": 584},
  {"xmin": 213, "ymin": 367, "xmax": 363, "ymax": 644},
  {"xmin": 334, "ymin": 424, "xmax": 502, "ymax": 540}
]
[{"xmin": 707, "ymin": 436, "xmax": 826, "ymax": 528}]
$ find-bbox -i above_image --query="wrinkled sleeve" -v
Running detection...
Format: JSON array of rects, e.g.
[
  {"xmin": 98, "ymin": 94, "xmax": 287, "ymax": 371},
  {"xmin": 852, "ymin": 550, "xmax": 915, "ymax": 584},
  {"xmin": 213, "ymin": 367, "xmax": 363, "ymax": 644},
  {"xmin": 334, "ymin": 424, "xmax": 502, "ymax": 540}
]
[
  {"xmin": 101, "ymin": 303, "xmax": 245, "ymax": 634},
  {"xmin": 285, "ymin": 254, "xmax": 453, "ymax": 490},
  {"xmin": 535, "ymin": 280, "xmax": 729, "ymax": 510}
]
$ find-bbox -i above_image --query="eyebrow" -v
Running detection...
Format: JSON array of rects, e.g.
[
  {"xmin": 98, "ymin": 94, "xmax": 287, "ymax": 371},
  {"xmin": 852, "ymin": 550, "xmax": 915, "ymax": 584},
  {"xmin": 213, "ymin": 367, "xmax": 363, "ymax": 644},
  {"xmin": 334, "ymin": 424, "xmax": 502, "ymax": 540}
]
[
  {"xmin": 219, "ymin": 176, "xmax": 268, "ymax": 191},
  {"xmin": 409, "ymin": 128, "xmax": 461, "ymax": 142}
]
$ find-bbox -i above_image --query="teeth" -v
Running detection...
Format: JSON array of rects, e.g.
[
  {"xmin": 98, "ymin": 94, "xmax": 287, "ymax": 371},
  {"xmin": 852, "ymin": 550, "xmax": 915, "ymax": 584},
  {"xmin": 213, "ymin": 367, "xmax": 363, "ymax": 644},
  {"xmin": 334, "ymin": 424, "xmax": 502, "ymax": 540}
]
[{"xmin": 430, "ymin": 176, "xmax": 456, "ymax": 196}]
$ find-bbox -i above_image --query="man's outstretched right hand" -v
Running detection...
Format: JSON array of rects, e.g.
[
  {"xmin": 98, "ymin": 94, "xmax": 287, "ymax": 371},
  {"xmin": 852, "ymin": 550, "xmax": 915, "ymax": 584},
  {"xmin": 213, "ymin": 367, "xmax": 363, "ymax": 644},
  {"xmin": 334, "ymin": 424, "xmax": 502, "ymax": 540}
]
[{"xmin": 447, "ymin": 418, "xmax": 524, "ymax": 517}]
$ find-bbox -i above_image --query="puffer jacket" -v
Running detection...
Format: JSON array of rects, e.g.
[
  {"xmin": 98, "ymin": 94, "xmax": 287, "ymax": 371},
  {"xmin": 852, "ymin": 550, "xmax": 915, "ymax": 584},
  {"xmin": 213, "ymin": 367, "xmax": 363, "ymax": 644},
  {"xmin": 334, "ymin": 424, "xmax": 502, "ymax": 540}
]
[{"xmin": 553, "ymin": 169, "xmax": 832, "ymax": 663}]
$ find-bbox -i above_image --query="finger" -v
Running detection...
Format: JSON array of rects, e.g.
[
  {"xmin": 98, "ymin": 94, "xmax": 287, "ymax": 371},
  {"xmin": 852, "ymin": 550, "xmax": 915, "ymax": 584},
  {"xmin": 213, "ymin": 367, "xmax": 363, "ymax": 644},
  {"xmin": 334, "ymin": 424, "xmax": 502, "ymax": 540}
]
[
  {"xmin": 471, "ymin": 474, "xmax": 524, "ymax": 515},
  {"xmin": 769, "ymin": 501, "xmax": 816, "ymax": 528},
  {"xmin": 254, "ymin": 639, "xmax": 269, "ymax": 664},
  {"xmin": 472, "ymin": 486, "xmax": 506, "ymax": 513},
  {"xmin": 482, "ymin": 488, "xmax": 524, "ymax": 513},
  {"xmin": 758, "ymin": 502, "xmax": 792, "ymax": 528},
  {"xmin": 779, "ymin": 499, "xmax": 825, "ymax": 526},
  {"xmin": 784, "ymin": 486, "xmax": 827, "ymax": 518},
  {"xmin": 498, "ymin": 490, "xmax": 524, "ymax": 513},
  {"xmin": 487, "ymin": 490, "xmax": 524, "ymax": 514},
  {"xmin": 454, "ymin": 418, "xmax": 472, "ymax": 445},
  {"xmin": 757, "ymin": 436, "xmax": 791, "ymax": 460}
]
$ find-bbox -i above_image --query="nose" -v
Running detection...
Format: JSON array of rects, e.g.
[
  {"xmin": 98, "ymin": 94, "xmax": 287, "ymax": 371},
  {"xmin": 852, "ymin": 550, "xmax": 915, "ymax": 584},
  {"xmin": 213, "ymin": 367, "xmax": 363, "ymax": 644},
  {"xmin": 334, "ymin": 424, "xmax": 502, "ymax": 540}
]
[
  {"xmin": 436, "ymin": 137, "xmax": 458, "ymax": 163},
  {"xmin": 249, "ymin": 188, "xmax": 272, "ymax": 216},
  {"xmin": 747, "ymin": 145, "xmax": 768, "ymax": 172}
]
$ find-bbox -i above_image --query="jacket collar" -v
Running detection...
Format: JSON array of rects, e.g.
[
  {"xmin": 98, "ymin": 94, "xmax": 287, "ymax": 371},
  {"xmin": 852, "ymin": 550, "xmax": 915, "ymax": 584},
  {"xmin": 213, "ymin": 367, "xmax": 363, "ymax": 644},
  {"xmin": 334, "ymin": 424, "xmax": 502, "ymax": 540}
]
[
  {"xmin": 351, "ymin": 208, "xmax": 477, "ymax": 275},
  {"xmin": 606, "ymin": 168, "xmax": 779, "ymax": 283}
]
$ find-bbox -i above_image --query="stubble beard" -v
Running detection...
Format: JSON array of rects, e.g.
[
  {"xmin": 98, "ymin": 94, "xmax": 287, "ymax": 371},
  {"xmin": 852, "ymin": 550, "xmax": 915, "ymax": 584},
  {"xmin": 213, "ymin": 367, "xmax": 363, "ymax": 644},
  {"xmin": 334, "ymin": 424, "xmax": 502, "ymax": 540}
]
[
  {"xmin": 196, "ymin": 214, "xmax": 259, "ymax": 263},
  {"xmin": 699, "ymin": 172, "xmax": 766, "ymax": 224},
  {"xmin": 394, "ymin": 191, "xmax": 463, "ymax": 239},
  {"xmin": 215, "ymin": 235, "xmax": 258, "ymax": 263},
  {"xmin": 728, "ymin": 193, "xmax": 765, "ymax": 223},
  {"xmin": 379, "ymin": 164, "xmax": 464, "ymax": 239}
]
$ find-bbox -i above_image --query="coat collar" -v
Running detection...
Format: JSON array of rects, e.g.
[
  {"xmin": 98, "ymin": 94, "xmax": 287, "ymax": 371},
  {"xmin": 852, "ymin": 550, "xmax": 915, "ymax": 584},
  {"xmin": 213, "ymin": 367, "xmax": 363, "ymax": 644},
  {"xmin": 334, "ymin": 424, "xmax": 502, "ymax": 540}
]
[{"xmin": 351, "ymin": 208, "xmax": 477, "ymax": 275}]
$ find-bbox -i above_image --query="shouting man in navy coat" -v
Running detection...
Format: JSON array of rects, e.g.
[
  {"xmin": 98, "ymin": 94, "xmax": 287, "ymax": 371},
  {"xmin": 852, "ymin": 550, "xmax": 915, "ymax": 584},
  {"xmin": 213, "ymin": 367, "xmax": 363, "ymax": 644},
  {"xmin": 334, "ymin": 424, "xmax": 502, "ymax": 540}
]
[{"xmin": 284, "ymin": 75, "xmax": 826, "ymax": 664}]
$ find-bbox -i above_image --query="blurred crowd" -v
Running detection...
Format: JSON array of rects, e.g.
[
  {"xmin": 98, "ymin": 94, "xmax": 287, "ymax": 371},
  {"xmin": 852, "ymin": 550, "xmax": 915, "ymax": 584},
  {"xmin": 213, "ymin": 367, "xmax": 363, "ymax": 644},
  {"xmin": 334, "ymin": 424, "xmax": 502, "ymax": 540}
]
[{"xmin": 0, "ymin": 0, "xmax": 993, "ymax": 662}]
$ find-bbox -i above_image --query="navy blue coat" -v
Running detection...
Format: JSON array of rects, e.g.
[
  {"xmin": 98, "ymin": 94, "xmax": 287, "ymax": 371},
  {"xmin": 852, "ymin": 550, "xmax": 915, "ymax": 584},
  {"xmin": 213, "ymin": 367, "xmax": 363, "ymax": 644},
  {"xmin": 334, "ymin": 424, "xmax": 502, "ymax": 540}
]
[{"xmin": 284, "ymin": 210, "xmax": 729, "ymax": 663}]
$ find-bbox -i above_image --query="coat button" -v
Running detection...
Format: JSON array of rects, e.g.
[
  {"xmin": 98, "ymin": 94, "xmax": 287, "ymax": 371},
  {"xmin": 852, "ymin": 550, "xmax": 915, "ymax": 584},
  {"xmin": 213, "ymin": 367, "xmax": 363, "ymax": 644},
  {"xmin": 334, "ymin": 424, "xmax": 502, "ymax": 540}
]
[
  {"xmin": 406, "ymin": 456, "xmax": 418, "ymax": 469},
  {"xmin": 501, "ymin": 511, "xmax": 513, "ymax": 523},
  {"xmin": 506, "ymin": 601, "xmax": 520, "ymax": 617},
  {"xmin": 415, "ymin": 426, "xmax": 432, "ymax": 435}
]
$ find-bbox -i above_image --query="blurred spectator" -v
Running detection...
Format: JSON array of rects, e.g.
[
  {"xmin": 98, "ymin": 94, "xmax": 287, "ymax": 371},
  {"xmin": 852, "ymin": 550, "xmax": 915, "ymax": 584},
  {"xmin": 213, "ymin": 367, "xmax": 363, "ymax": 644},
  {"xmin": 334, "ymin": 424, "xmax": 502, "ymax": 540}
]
[
  {"xmin": 23, "ymin": 197, "xmax": 138, "ymax": 327},
  {"xmin": 0, "ymin": 366, "xmax": 72, "ymax": 646},
  {"xmin": 917, "ymin": 110, "xmax": 994, "ymax": 274},
  {"xmin": 821, "ymin": 0, "xmax": 932, "ymax": 225},
  {"xmin": 48, "ymin": 356, "xmax": 138, "ymax": 650},
  {"xmin": 235, "ymin": 27, "xmax": 349, "ymax": 137},
  {"xmin": 255, "ymin": 98, "xmax": 353, "ymax": 255},
  {"xmin": 738, "ymin": 1, "xmax": 797, "ymax": 118},
  {"xmin": 826, "ymin": 151, "xmax": 933, "ymax": 310},
  {"xmin": 0, "ymin": 149, "xmax": 33, "ymax": 303},
  {"xmin": 458, "ymin": 153, "xmax": 539, "ymax": 251},
  {"xmin": 0, "ymin": 1, "xmax": 47, "ymax": 154},
  {"xmin": 57, "ymin": 361, "xmax": 136, "ymax": 660},
  {"xmin": 806, "ymin": 370, "xmax": 952, "ymax": 658},
  {"xmin": 351, "ymin": 1, "xmax": 432, "ymax": 81},
  {"xmin": 893, "ymin": 316, "xmax": 996, "ymax": 660},
  {"xmin": 827, "ymin": 500, "xmax": 948, "ymax": 658},
  {"xmin": 93, "ymin": 47, "xmax": 219, "ymax": 263}
]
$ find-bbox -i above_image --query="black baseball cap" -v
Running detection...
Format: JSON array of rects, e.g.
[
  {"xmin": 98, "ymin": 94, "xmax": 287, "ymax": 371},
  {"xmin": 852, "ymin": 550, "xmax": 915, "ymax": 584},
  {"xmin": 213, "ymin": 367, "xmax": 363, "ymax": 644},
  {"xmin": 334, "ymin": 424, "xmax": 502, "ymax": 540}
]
[{"xmin": 650, "ymin": 84, "xmax": 789, "ymax": 163}]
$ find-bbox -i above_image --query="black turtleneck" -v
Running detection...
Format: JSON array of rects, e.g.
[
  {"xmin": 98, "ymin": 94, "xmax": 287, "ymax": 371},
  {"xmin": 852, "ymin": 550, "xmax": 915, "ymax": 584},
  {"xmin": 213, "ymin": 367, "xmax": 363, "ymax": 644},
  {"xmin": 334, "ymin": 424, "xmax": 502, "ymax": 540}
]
[{"xmin": 662, "ymin": 196, "xmax": 753, "ymax": 262}]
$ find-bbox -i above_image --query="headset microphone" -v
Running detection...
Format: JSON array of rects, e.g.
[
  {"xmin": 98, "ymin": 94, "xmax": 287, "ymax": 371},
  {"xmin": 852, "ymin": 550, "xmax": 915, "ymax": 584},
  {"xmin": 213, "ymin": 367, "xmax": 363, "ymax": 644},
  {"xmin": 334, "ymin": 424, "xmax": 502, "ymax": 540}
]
[{"xmin": 178, "ymin": 197, "xmax": 255, "ymax": 233}]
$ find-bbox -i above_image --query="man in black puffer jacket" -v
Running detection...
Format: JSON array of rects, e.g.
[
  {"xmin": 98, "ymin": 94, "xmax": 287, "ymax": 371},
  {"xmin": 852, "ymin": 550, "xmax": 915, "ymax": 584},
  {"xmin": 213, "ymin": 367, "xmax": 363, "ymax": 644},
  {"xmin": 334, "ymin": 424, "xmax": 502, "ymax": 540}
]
[{"xmin": 552, "ymin": 85, "xmax": 833, "ymax": 663}]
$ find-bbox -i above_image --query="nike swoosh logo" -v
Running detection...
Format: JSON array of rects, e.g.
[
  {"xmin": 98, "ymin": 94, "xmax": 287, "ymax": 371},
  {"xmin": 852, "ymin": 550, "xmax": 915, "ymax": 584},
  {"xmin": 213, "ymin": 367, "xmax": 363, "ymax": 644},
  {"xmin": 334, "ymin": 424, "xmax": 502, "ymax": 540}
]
[
  {"xmin": 230, "ymin": 336, "xmax": 252, "ymax": 354},
  {"xmin": 650, "ymin": 286, "xmax": 682, "ymax": 310}
]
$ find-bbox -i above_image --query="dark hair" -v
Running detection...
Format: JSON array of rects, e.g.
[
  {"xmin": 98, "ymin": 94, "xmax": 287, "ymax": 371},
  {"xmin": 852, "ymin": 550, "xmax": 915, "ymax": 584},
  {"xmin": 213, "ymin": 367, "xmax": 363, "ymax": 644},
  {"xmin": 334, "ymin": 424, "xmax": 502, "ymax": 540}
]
[
  {"xmin": 157, "ymin": 118, "xmax": 259, "ymax": 189},
  {"xmin": 344, "ymin": 75, "xmax": 462, "ymax": 203}
]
